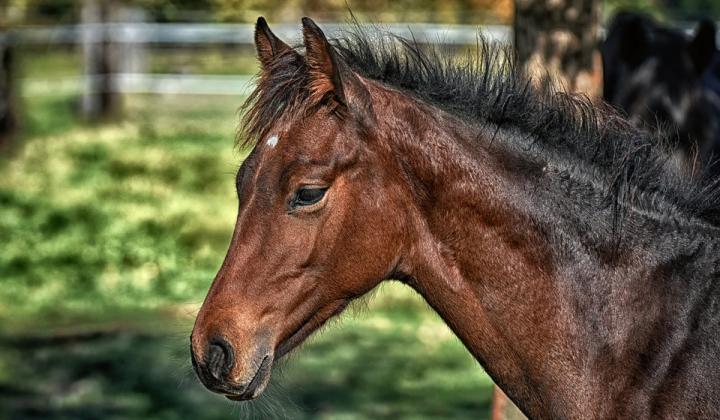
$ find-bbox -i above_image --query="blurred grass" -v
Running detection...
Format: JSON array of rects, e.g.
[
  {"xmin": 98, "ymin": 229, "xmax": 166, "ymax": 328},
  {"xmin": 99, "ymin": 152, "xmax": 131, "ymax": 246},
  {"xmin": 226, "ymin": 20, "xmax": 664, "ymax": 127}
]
[
  {"xmin": 0, "ymin": 92, "xmax": 492, "ymax": 419},
  {"xmin": 0, "ymin": 94, "xmax": 241, "ymax": 320},
  {"xmin": 19, "ymin": 47, "xmax": 260, "ymax": 80}
]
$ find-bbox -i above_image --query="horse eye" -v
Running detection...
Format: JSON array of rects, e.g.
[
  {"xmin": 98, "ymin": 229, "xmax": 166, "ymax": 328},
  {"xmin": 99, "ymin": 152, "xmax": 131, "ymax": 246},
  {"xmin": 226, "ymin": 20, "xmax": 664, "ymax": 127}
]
[{"xmin": 292, "ymin": 187, "xmax": 327, "ymax": 208}]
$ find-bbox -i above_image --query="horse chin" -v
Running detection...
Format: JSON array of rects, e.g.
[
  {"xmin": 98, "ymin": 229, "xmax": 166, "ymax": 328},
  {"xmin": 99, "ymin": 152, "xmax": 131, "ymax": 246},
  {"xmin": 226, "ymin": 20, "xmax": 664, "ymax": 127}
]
[
  {"xmin": 224, "ymin": 376, "xmax": 270, "ymax": 401},
  {"xmin": 224, "ymin": 354, "xmax": 274, "ymax": 401}
]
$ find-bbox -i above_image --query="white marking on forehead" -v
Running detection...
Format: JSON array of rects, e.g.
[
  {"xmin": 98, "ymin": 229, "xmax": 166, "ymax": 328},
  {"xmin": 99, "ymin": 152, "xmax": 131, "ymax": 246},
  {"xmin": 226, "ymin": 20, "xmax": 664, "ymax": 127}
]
[{"xmin": 266, "ymin": 134, "xmax": 279, "ymax": 148}]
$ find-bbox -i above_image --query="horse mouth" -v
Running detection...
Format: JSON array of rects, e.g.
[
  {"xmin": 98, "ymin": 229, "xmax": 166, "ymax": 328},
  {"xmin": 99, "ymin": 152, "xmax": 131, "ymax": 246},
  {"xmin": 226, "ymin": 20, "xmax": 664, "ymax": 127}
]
[
  {"xmin": 224, "ymin": 354, "xmax": 272, "ymax": 401},
  {"xmin": 220, "ymin": 299, "xmax": 350, "ymax": 401},
  {"xmin": 276, "ymin": 299, "xmax": 350, "ymax": 359}
]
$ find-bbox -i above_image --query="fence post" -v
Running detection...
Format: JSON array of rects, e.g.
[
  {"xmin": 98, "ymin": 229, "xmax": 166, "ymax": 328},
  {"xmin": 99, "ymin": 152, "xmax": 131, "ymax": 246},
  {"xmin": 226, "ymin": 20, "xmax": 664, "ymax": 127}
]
[
  {"xmin": 0, "ymin": 26, "xmax": 17, "ymax": 146},
  {"xmin": 491, "ymin": 386, "xmax": 527, "ymax": 420},
  {"xmin": 81, "ymin": 0, "xmax": 121, "ymax": 120},
  {"xmin": 117, "ymin": 6, "xmax": 147, "ymax": 75}
]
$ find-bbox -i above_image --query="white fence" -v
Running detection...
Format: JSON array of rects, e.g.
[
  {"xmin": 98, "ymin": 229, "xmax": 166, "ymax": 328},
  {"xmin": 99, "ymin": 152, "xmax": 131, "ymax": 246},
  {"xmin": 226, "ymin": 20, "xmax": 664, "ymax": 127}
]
[
  {"xmin": 24, "ymin": 74, "xmax": 257, "ymax": 96},
  {"xmin": 12, "ymin": 22, "xmax": 511, "ymax": 46},
  {"xmin": 10, "ymin": 21, "xmax": 720, "ymax": 97},
  {"xmin": 12, "ymin": 22, "xmax": 512, "ymax": 97}
]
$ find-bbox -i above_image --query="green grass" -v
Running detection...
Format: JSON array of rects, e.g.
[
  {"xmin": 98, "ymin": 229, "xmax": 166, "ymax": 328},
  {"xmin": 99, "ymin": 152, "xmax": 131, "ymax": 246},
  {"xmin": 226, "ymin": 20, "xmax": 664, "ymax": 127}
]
[
  {"xmin": 17, "ymin": 48, "xmax": 82, "ymax": 79},
  {"xmin": 0, "ymin": 94, "xmax": 241, "ymax": 320},
  {"xmin": 148, "ymin": 47, "xmax": 261, "ymax": 75},
  {"xmin": 19, "ymin": 47, "xmax": 260, "ymax": 80},
  {"xmin": 0, "ymin": 92, "xmax": 493, "ymax": 419},
  {"xmin": 0, "ymin": 287, "xmax": 493, "ymax": 419}
]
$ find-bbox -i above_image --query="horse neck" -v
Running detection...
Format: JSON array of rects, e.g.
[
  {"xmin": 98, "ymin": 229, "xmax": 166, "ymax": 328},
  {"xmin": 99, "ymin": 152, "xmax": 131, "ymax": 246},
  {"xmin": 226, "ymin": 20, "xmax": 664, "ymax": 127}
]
[{"xmin": 372, "ymin": 87, "xmax": 720, "ymax": 419}]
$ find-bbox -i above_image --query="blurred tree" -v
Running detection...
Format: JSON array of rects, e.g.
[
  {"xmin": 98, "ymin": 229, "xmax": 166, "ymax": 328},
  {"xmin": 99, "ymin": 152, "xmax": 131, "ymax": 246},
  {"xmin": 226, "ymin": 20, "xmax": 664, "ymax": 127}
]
[
  {"xmin": 21, "ymin": 0, "xmax": 717, "ymax": 25},
  {"xmin": 663, "ymin": 0, "xmax": 720, "ymax": 20},
  {"xmin": 0, "ymin": 31, "xmax": 17, "ymax": 147},
  {"xmin": 81, "ymin": 0, "xmax": 121, "ymax": 121},
  {"xmin": 209, "ymin": 0, "xmax": 297, "ymax": 23},
  {"xmin": 18, "ymin": 0, "xmax": 78, "ymax": 23},
  {"xmin": 0, "ymin": 0, "xmax": 29, "ymax": 21},
  {"xmin": 603, "ymin": 0, "xmax": 663, "ymax": 20},
  {"xmin": 208, "ymin": 0, "xmax": 513, "ymax": 23},
  {"xmin": 514, "ymin": 0, "xmax": 602, "ymax": 97},
  {"xmin": 133, "ymin": 0, "xmax": 213, "ymax": 21},
  {"xmin": 0, "ymin": 2, "xmax": 18, "ymax": 148}
]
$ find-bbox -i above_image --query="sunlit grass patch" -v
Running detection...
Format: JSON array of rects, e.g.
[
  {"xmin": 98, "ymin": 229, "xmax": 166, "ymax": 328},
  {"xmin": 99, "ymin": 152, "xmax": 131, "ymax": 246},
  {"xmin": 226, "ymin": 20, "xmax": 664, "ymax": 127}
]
[{"xmin": 0, "ymin": 94, "xmax": 242, "ymax": 321}]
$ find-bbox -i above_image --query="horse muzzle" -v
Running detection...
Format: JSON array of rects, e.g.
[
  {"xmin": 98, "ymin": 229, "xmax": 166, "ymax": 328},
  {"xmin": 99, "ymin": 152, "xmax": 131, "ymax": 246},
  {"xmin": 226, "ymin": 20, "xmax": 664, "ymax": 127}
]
[{"xmin": 190, "ymin": 335, "xmax": 274, "ymax": 401}]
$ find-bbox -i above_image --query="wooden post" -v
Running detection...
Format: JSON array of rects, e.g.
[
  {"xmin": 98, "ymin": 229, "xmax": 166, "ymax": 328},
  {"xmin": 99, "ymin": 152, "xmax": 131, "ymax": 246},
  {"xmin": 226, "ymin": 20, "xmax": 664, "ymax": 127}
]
[
  {"xmin": 81, "ymin": 0, "xmax": 122, "ymax": 121},
  {"xmin": 0, "ymin": 27, "xmax": 17, "ymax": 147},
  {"xmin": 513, "ymin": 0, "xmax": 602, "ymax": 98},
  {"xmin": 491, "ymin": 386, "xmax": 527, "ymax": 420},
  {"xmin": 117, "ymin": 6, "xmax": 147, "ymax": 75}
]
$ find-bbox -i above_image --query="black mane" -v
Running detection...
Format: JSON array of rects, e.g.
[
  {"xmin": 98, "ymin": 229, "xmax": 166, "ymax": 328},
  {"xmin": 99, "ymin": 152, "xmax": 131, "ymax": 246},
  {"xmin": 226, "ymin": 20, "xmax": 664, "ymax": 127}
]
[{"xmin": 240, "ymin": 24, "xmax": 720, "ymax": 226}]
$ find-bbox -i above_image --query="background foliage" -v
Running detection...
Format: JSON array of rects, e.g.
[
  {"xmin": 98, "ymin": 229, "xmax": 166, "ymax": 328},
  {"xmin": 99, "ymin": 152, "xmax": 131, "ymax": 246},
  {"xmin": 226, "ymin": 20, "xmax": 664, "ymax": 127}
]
[{"xmin": 8, "ymin": 0, "xmax": 719, "ymax": 24}]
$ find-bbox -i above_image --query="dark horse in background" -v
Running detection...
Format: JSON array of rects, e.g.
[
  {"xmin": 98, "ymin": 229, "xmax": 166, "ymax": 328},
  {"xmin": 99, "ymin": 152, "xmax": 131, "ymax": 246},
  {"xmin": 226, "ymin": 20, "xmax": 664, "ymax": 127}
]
[
  {"xmin": 191, "ymin": 17, "xmax": 720, "ymax": 419},
  {"xmin": 602, "ymin": 12, "xmax": 720, "ymax": 176}
]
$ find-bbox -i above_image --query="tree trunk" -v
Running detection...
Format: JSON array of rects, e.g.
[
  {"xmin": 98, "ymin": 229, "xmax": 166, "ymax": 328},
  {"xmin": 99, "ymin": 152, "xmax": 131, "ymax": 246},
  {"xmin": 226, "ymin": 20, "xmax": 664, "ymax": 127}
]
[
  {"xmin": 81, "ymin": 0, "xmax": 122, "ymax": 121},
  {"xmin": 492, "ymin": 387, "xmax": 528, "ymax": 420},
  {"xmin": 513, "ymin": 0, "xmax": 602, "ymax": 97},
  {"xmin": 0, "ymin": 28, "xmax": 17, "ymax": 147}
]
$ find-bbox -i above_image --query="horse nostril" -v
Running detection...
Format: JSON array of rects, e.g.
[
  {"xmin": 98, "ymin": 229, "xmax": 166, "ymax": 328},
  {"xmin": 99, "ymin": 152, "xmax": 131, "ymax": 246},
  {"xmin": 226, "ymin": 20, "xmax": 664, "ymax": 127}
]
[{"xmin": 207, "ymin": 337, "xmax": 234, "ymax": 381}]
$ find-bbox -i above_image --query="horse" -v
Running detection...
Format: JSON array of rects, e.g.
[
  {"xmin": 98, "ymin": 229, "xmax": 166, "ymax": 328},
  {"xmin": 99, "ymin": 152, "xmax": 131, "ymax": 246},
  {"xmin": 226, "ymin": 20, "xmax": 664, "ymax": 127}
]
[
  {"xmin": 191, "ymin": 17, "xmax": 720, "ymax": 419},
  {"xmin": 601, "ymin": 12, "xmax": 720, "ymax": 176}
]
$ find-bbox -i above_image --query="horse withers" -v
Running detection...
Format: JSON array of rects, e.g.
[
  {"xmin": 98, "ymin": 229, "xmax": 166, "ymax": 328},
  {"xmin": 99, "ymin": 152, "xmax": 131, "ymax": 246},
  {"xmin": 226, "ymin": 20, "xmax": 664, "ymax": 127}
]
[{"xmin": 191, "ymin": 17, "xmax": 720, "ymax": 419}]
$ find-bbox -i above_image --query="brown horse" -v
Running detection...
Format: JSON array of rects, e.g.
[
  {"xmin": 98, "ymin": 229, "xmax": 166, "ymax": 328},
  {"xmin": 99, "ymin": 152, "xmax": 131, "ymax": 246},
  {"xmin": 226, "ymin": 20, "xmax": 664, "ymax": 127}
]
[{"xmin": 191, "ymin": 17, "xmax": 720, "ymax": 419}]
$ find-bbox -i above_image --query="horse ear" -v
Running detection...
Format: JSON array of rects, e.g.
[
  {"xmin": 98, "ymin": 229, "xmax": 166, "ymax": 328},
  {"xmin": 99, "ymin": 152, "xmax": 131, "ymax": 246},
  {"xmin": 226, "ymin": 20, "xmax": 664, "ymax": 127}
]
[
  {"xmin": 301, "ymin": 17, "xmax": 375, "ymax": 126},
  {"xmin": 688, "ymin": 19, "xmax": 717, "ymax": 75},
  {"xmin": 618, "ymin": 16, "xmax": 651, "ymax": 69},
  {"xmin": 254, "ymin": 17, "xmax": 296, "ymax": 71}
]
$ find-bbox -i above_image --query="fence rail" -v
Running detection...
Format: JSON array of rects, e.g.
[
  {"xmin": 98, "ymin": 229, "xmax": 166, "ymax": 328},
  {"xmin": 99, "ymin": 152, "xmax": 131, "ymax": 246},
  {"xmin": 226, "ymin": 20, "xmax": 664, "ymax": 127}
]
[
  {"xmin": 7, "ymin": 21, "xmax": 720, "ymax": 99},
  {"xmin": 10, "ymin": 22, "xmax": 514, "ymax": 99},
  {"xmin": 8, "ymin": 21, "xmax": 720, "ymax": 46},
  {"xmin": 10, "ymin": 23, "xmax": 512, "ymax": 46},
  {"xmin": 24, "ymin": 74, "xmax": 256, "ymax": 96}
]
